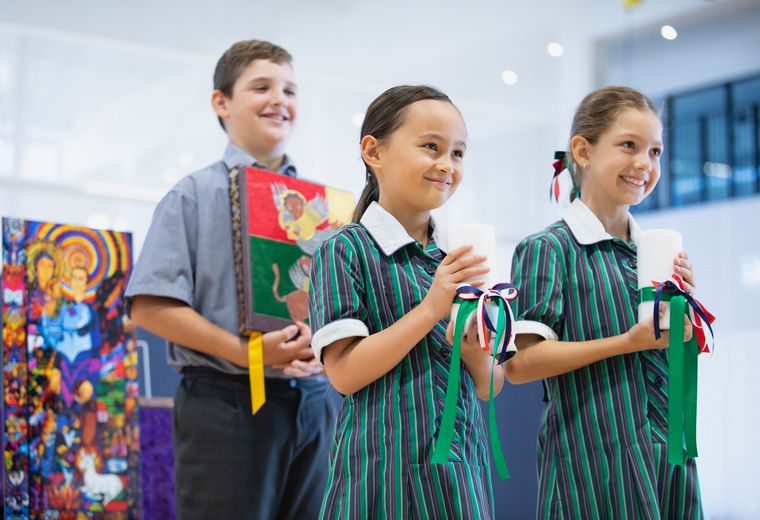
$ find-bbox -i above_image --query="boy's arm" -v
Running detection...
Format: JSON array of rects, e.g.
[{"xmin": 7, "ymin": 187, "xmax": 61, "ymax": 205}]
[{"xmin": 130, "ymin": 294, "xmax": 314, "ymax": 367}]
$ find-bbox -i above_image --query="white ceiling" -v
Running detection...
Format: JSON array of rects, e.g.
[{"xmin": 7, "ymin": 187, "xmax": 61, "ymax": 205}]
[{"xmin": 0, "ymin": 0, "xmax": 748, "ymax": 244}]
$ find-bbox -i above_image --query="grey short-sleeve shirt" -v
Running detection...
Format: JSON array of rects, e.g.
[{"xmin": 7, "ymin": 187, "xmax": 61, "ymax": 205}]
[{"xmin": 126, "ymin": 142, "xmax": 296, "ymax": 376}]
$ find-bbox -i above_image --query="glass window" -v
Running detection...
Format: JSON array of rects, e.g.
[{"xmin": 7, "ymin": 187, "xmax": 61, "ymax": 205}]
[
  {"xmin": 732, "ymin": 77, "xmax": 760, "ymax": 197},
  {"xmin": 637, "ymin": 74, "xmax": 760, "ymax": 213}
]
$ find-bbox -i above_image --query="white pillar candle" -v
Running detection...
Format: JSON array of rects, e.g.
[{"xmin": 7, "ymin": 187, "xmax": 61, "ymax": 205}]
[
  {"xmin": 447, "ymin": 223, "xmax": 497, "ymax": 288},
  {"xmin": 637, "ymin": 229, "xmax": 683, "ymax": 329},
  {"xmin": 447, "ymin": 223, "xmax": 498, "ymax": 345}
]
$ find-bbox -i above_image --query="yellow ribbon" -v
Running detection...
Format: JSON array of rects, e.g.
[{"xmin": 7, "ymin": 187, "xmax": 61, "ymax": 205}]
[{"xmin": 248, "ymin": 331, "xmax": 265, "ymax": 414}]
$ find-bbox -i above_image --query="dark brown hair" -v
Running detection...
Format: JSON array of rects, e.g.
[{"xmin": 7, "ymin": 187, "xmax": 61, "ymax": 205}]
[
  {"xmin": 213, "ymin": 40, "xmax": 293, "ymax": 130},
  {"xmin": 352, "ymin": 85, "xmax": 454, "ymax": 222},
  {"xmin": 567, "ymin": 86, "xmax": 659, "ymax": 200}
]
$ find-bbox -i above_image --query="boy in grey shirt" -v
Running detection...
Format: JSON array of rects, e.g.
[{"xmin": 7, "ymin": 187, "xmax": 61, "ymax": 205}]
[{"xmin": 126, "ymin": 39, "xmax": 335, "ymax": 519}]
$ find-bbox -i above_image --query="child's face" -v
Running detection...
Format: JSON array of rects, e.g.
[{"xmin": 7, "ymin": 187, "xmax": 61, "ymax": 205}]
[
  {"xmin": 581, "ymin": 108, "xmax": 663, "ymax": 208},
  {"xmin": 375, "ymin": 100, "xmax": 466, "ymax": 214},
  {"xmin": 214, "ymin": 59, "xmax": 298, "ymax": 160}
]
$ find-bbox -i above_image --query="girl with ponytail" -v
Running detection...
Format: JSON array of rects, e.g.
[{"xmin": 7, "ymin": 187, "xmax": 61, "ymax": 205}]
[{"xmin": 309, "ymin": 85, "xmax": 501, "ymax": 518}]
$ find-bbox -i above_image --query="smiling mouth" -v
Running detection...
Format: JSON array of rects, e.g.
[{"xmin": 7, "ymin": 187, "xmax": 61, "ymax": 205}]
[
  {"xmin": 261, "ymin": 113, "xmax": 289, "ymax": 122},
  {"xmin": 620, "ymin": 175, "xmax": 646, "ymax": 188},
  {"xmin": 424, "ymin": 177, "xmax": 452, "ymax": 186}
]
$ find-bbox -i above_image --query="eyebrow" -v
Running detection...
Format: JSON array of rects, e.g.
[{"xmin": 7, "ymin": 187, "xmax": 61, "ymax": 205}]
[
  {"xmin": 418, "ymin": 133, "xmax": 467, "ymax": 149},
  {"xmin": 617, "ymin": 132, "xmax": 663, "ymax": 148}
]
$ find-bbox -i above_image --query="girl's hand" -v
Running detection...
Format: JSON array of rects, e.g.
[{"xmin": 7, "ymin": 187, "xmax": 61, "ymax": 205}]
[
  {"xmin": 674, "ymin": 252, "xmax": 696, "ymax": 293},
  {"xmin": 445, "ymin": 319, "xmax": 492, "ymax": 362},
  {"xmin": 625, "ymin": 303, "xmax": 693, "ymax": 352},
  {"xmin": 423, "ymin": 245, "xmax": 490, "ymax": 321}
]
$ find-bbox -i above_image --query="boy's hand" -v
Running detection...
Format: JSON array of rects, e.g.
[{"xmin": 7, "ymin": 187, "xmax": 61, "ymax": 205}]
[
  {"xmin": 422, "ymin": 245, "xmax": 490, "ymax": 321},
  {"xmin": 233, "ymin": 321, "xmax": 314, "ymax": 367},
  {"xmin": 262, "ymin": 321, "xmax": 314, "ymax": 365},
  {"xmin": 273, "ymin": 358, "xmax": 325, "ymax": 378}
]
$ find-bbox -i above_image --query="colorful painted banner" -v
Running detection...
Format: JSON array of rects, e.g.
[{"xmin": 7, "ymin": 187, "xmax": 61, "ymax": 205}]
[
  {"xmin": 230, "ymin": 166, "xmax": 354, "ymax": 334},
  {"xmin": 2, "ymin": 218, "xmax": 140, "ymax": 518}
]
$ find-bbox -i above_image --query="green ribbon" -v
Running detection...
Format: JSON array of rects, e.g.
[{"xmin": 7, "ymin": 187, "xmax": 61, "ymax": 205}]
[
  {"xmin": 639, "ymin": 287, "xmax": 699, "ymax": 466},
  {"xmin": 431, "ymin": 299, "xmax": 510, "ymax": 479}
]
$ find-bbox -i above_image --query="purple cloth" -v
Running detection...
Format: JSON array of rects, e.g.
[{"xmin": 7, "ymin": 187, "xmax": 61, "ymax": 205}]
[{"xmin": 139, "ymin": 404, "xmax": 175, "ymax": 520}]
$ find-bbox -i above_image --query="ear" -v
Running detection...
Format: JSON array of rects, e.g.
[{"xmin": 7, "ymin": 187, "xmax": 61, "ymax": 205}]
[
  {"xmin": 211, "ymin": 89, "xmax": 230, "ymax": 121},
  {"xmin": 360, "ymin": 135, "xmax": 383, "ymax": 176},
  {"xmin": 570, "ymin": 135, "xmax": 592, "ymax": 166}
]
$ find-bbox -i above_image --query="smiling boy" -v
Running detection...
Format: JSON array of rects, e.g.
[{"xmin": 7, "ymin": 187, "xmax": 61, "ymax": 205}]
[{"xmin": 126, "ymin": 40, "xmax": 336, "ymax": 519}]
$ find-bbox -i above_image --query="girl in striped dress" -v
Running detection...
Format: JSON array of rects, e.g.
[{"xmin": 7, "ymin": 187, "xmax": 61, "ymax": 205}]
[
  {"xmin": 309, "ymin": 85, "xmax": 502, "ymax": 518},
  {"xmin": 506, "ymin": 86, "xmax": 702, "ymax": 519}
]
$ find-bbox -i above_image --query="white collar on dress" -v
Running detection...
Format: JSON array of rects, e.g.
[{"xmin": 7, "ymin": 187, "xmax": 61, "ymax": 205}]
[
  {"xmin": 561, "ymin": 198, "xmax": 640, "ymax": 245},
  {"xmin": 360, "ymin": 201, "xmax": 443, "ymax": 256}
]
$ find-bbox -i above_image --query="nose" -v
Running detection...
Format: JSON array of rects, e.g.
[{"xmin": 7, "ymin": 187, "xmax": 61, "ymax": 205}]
[
  {"xmin": 270, "ymin": 88, "xmax": 287, "ymax": 108},
  {"xmin": 633, "ymin": 151, "xmax": 652, "ymax": 173},
  {"xmin": 437, "ymin": 158, "xmax": 455, "ymax": 175}
]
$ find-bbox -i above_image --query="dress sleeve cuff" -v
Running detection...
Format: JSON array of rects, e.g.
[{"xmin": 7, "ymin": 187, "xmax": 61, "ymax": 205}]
[
  {"xmin": 514, "ymin": 320, "xmax": 559, "ymax": 341},
  {"xmin": 312, "ymin": 319, "xmax": 370, "ymax": 364}
]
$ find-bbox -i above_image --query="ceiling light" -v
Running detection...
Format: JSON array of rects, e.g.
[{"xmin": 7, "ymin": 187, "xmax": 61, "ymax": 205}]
[
  {"xmin": 547, "ymin": 42, "xmax": 564, "ymax": 57},
  {"xmin": 661, "ymin": 25, "xmax": 678, "ymax": 40},
  {"xmin": 501, "ymin": 70, "xmax": 518, "ymax": 85}
]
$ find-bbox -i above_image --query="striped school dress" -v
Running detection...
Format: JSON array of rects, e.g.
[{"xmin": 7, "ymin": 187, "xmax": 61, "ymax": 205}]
[
  {"xmin": 309, "ymin": 202, "xmax": 494, "ymax": 519},
  {"xmin": 510, "ymin": 199, "xmax": 703, "ymax": 519}
]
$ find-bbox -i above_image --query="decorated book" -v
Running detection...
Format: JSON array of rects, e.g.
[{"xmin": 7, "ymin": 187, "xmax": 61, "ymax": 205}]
[
  {"xmin": 229, "ymin": 166, "xmax": 354, "ymax": 334},
  {"xmin": 2, "ymin": 218, "xmax": 140, "ymax": 518}
]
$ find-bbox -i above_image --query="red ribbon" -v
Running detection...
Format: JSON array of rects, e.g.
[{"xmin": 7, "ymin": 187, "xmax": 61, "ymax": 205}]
[
  {"xmin": 550, "ymin": 151, "xmax": 567, "ymax": 203},
  {"xmin": 652, "ymin": 273, "xmax": 716, "ymax": 354}
]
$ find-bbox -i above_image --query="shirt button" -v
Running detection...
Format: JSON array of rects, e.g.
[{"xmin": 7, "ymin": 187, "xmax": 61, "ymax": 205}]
[
  {"xmin": 440, "ymin": 346, "xmax": 452, "ymax": 356},
  {"xmin": 654, "ymin": 376, "xmax": 664, "ymax": 388},
  {"xmin": 424, "ymin": 265, "xmax": 436, "ymax": 275}
]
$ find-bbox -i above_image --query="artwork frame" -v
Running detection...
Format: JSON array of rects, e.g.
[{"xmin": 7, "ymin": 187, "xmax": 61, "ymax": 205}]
[
  {"xmin": 2, "ymin": 217, "xmax": 140, "ymax": 519},
  {"xmin": 229, "ymin": 166, "xmax": 354, "ymax": 335}
]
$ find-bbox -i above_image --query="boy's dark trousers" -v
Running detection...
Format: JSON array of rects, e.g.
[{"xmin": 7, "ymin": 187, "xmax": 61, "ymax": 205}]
[{"xmin": 173, "ymin": 366, "xmax": 338, "ymax": 519}]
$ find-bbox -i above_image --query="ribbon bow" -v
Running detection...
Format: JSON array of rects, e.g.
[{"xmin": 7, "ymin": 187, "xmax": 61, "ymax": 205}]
[
  {"xmin": 652, "ymin": 274, "xmax": 716, "ymax": 354},
  {"xmin": 550, "ymin": 150, "xmax": 568, "ymax": 203},
  {"xmin": 454, "ymin": 282, "xmax": 519, "ymax": 363},
  {"xmin": 432, "ymin": 282, "xmax": 519, "ymax": 480},
  {"xmin": 639, "ymin": 273, "xmax": 717, "ymax": 466}
]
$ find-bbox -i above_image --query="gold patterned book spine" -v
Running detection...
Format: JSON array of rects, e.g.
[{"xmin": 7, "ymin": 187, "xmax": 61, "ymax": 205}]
[{"xmin": 228, "ymin": 167, "xmax": 250, "ymax": 336}]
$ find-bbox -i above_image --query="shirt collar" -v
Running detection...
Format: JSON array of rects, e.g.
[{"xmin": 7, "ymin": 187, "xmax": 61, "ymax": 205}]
[
  {"xmin": 360, "ymin": 201, "xmax": 443, "ymax": 256},
  {"xmin": 222, "ymin": 141, "xmax": 297, "ymax": 177},
  {"xmin": 562, "ymin": 198, "xmax": 640, "ymax": 245}
]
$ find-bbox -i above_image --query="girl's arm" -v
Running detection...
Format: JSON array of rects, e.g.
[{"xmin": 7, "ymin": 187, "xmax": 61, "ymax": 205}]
[
  {"xmin": 504, "ymin": 306, "xmax": 692, "ymax": 384},
  {"xmin": 505, "ymin": 250, "xmax": 697, "ymax": 384},
  {"xmin": 323, "ymin": 245, "xmax": 489, "ymax": 395}
]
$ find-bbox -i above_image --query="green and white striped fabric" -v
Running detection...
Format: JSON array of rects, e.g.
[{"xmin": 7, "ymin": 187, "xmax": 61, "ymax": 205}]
[{"xmin": 511, "ymin": 200, "xmax": 703, "ymax": 519}]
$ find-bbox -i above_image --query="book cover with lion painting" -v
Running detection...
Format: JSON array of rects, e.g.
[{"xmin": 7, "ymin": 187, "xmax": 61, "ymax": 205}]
[{"xmin": 230, "ymin": 166, "xmax": 354, "ymax": 334}]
